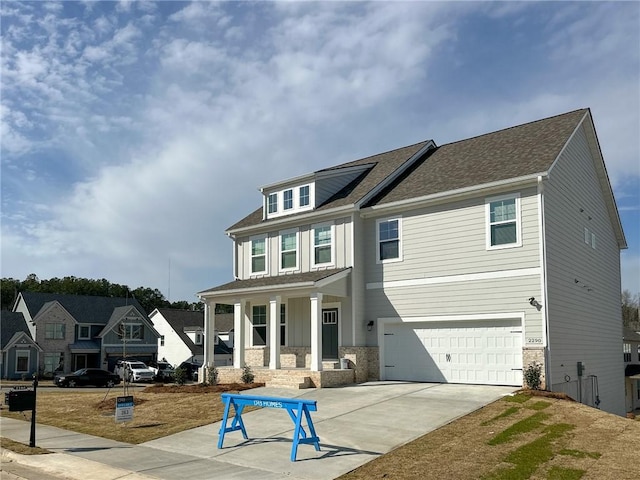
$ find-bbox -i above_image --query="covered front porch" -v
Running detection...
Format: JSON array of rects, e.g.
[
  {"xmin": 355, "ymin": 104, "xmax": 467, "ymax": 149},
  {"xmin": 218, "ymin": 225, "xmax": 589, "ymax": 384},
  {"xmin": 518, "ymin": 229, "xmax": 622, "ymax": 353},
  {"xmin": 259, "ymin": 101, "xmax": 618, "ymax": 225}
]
[{"xmin": 198, "ymin": 268, "xmax": 378, "ymax": 388}]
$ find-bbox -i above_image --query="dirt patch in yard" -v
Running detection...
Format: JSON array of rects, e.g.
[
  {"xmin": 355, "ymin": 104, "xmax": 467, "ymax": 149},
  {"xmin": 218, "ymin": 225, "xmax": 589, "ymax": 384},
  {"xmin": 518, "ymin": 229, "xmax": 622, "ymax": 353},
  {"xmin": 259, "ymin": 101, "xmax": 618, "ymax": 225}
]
[{"xmin": 339, "ymin": 391, "xmax": 640, "ymax": 480}]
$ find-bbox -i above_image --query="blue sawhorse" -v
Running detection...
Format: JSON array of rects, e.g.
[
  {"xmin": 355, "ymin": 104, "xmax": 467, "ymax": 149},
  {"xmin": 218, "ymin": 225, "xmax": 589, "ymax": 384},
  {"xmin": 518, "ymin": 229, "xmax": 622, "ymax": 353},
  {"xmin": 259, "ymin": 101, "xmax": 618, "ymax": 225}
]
[{"xmin": 217, "ymin": 393, "xmax": 320, "ymax": 461}]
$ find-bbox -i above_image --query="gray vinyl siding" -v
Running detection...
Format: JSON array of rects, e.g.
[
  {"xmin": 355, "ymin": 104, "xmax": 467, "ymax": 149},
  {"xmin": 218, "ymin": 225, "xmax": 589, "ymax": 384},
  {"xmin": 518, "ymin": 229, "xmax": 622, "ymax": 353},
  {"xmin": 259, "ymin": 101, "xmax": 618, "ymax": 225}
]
[
  {"xmin": 363, "ymin": 190, "xmax": 543, "ymax": 344},
  {"xmin": 543, "ymin": 124, "xmax": 625, "ymax": 416},
  {"xmin": 236, "ymin": 217, "xmax": 353, "ymax": 280},
  {"xmin": 364, "ymin": 189, "xmax": 540, "ymax": 284},
  {"xmin": 316, "ymin": 172, "xmax": 364, "ymax": 207}
]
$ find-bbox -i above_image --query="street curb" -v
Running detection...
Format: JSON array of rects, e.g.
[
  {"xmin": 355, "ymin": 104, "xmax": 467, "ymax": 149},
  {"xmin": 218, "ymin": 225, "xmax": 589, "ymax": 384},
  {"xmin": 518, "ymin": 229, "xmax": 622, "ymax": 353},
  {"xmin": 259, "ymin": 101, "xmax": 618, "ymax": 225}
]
[{"xmin": 1, "ymin": 449, "xmax": 159, "ymax": 480}]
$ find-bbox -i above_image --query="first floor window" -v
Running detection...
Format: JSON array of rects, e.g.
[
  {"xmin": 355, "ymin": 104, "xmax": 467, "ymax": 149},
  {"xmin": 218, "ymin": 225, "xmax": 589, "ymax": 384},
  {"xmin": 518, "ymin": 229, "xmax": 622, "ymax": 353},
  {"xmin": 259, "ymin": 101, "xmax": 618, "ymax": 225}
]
[
  {"xmin": 377, "ymin": 218, "xmax": 401, "ymax": 261},
  {"xmin": 252, "ymin": 305, "xmax": 267, "ymax": 346},
  {"xmin": 624, "ymin": 343, "xmax": 631, "ymax": 362},
  {"xmin": 313, "ymin": 224, "xmax": 333, "ymax": 265},
  {"xmin": 45, "ymin": 323, "xmax": 65, "ymax": 339},
  {"xmin": 44, "ymin": 353, "xmax": 64, "ymax": 375},
  {"xmin": 281, "ymin": 230, "xmax": 298, "ymax": 270},
  {"xmin": 251, "ymin": 236, "xmax": 267, "ymax": 273},
  {"xmin": 487, "ymin": 194, "xmax": 520, "ymax": 248},
  {"xmin": 16, "ymin": 350, "xmax": 30, "ymax": 373}
]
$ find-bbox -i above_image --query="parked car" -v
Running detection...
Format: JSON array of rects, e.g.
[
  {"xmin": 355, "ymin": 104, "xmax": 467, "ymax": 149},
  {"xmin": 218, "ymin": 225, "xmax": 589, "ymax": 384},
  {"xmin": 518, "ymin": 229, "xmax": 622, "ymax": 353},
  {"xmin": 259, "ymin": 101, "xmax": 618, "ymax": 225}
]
[
  {"xmin": 148, "ymin": 360, "xmax": 175, "ymax": 382},
  {"xmin": 114, "ymin": 360, "xmax": 155, "ymax": 383},
  {"xmin": 178, "ymin": 361, "xmax": 201, "ymax": 381},
  {"xmin": 54, "ymin": 368, "xmax": 121, "ymax": 388}
]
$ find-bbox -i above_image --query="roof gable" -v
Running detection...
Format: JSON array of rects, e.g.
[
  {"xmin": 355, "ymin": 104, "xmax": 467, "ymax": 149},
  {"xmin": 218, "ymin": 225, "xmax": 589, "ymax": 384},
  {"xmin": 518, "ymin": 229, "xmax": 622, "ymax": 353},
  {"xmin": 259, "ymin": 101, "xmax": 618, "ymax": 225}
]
[
  {"xmin": 99, "ymin": 305, "xmax": 158, "ymax": 338},
  {"xmin": 0, "ymin": 312, "xmax": 34, "ymax": 349}
]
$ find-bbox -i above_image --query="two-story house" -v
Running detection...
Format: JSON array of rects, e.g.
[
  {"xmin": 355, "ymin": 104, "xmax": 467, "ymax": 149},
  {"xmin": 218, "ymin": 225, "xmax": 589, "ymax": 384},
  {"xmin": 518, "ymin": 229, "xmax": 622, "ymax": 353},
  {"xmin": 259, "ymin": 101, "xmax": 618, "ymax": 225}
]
[
  {"xmin": 149, "ymin": 308, "xmax": 233, "ymax": 367},
  {"xmin": 198, "ymin": 109, "xmax": 627, "ymax": 416},
  {"xmin": 13, "ymin": 292, "xmax": 159, "ymax": 375},
  {"xmin": 0, "ymin": 311, "xmax": 42, "ymax": 380}
]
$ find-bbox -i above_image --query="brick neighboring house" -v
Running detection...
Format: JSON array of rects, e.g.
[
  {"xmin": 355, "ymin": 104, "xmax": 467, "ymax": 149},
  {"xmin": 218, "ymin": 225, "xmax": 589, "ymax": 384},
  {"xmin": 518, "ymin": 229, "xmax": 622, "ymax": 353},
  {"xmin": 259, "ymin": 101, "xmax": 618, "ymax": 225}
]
[
  {"xmin": 12, "ymin": 291, "xmax": 159, "ymax": 376},
  {"xmin": 623, "ymin": 327, "xmax": 640, "ymax": 413},
  {"xmin": 149, "ymin": 308, "xmax": 233, "ymax": 367},
  {"xmin": 198, "ymin": 109, "xmax": 627, "ymax": 416},
  {"xmin": 0, "ymin": 311, "xmax": 41, "ymax": 380}
]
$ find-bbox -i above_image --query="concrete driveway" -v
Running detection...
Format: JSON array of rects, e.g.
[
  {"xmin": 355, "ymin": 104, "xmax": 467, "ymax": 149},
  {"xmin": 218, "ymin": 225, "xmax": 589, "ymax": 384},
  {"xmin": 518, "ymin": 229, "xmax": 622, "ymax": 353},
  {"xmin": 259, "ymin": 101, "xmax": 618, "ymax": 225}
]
[{"xmin": 1, "ymin": 382, "xmax": 514, "ymax": 480}]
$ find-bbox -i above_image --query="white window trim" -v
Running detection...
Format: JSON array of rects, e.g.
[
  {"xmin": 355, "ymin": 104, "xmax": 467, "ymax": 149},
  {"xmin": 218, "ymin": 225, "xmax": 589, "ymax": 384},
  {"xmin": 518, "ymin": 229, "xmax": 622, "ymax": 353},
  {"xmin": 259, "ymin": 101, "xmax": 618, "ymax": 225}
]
[
  {"xmin": 298, "ymin": 184, "xmax": 312, "ymax": 209},
  {"xmin": 251, "ymin": 304, "xmax": 268, "ymax": 347},
  {"xmin": 265, "ymin": 184, "xmax": 315, "ymax": 219},
  {"xmin": 279, "ymin": 228, "xmax": 299, "ymax": 272},
  {"xmin": 78, "ymin": 325, "xmax": 91, "ymax": 340},
  {"xmin": 283, "ymin": 189, "xmax": 293, "ymax": 210},
  {"xmin": 15, "ymin": 350, "xmax": 30, "ymax": 373},
  {"xmin": 376, "ymin": 216, "xmax": 403, "ymax": 264},
  {"xmin": 311, "ymin": 222, "xmax": 335, "ymax": 268},
  {"xmin": 267, "ymin": 192, "xmax": 278, "ymax": 214},
  {"xmin": 250, "ymin": 234, "xmax": 268, "ymax": 275},
  {"xmin": 485, "ymin": 193, "xmax": 522, "ymax": 250}
]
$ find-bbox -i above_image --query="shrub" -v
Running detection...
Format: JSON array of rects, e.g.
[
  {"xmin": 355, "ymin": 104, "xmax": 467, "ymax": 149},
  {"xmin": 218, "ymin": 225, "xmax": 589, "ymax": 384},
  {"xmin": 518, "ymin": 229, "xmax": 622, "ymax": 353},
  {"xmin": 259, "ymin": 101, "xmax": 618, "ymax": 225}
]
[
  {"xmin": 173, "ymin": 367, "xmax": 187, "ymax": 386},
  {"xmin": 240, "ymin": 364, "xmax": 254, "ymax": 384},
  {"xmin": 524, "ymin": 362, "xmax": 543, "ymax": 390},
  {"xmin": 207, "ymin": 366, "xmax": 219, "ymax": 386}
]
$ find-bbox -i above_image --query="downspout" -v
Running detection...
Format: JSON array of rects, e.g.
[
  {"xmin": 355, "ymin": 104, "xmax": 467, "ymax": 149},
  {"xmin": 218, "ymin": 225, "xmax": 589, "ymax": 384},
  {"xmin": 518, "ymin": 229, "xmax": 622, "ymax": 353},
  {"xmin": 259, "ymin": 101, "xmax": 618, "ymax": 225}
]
[{"xmin": 537, "ymin": 175, "xmax": 552, "ymax": 389}]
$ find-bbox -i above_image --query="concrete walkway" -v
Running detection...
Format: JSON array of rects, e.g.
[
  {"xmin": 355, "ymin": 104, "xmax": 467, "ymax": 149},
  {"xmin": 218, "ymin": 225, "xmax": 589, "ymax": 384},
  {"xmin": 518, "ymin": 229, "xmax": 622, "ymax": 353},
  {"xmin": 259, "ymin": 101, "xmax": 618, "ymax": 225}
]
[{"xmin": 1, "ymin": 382, "xmax": 515, "ymax": 480}]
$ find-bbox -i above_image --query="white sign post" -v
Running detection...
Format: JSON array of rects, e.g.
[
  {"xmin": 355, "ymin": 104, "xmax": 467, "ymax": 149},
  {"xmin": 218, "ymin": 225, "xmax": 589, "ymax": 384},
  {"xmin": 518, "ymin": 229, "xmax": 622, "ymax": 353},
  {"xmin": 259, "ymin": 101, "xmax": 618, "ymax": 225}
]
[{"xmin": 115, "ymin": 395, "xmax": 134, "ymax": 423}]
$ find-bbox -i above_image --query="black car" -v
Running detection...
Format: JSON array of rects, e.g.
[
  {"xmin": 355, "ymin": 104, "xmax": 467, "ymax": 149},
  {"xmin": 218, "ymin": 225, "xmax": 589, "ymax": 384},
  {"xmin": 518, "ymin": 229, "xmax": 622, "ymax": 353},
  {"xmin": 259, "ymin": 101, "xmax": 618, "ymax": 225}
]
[
  {"xmin": 54, "ymin": 368, "xmax": 121, "ymax": 388},
  {"xmin": 178, "ymin": 361, "xmax": 201, "ymax": 381}
]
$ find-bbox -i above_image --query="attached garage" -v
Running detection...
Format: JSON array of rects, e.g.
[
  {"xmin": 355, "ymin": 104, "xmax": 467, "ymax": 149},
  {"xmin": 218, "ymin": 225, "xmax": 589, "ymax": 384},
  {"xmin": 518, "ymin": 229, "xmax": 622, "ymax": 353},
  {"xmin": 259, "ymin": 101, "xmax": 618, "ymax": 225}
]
[{"xmin": 382, "ymin": 319, "xmax": 523, "ymax": 386}]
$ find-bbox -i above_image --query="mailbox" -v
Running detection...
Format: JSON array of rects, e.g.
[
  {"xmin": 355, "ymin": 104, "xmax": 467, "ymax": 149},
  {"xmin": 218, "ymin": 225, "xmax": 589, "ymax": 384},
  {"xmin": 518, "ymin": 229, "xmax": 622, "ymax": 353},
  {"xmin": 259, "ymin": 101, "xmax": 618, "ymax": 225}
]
[{"xmin": 6, "ymin": 389, "xmax": 36, "ymax": 412}]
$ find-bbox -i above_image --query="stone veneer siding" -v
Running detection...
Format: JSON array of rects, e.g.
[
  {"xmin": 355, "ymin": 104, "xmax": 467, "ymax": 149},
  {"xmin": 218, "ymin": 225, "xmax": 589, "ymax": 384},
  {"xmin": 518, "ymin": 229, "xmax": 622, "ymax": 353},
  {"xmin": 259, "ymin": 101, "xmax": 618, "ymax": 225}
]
[{"xmin": 523, "ymin": 347, "xmax": 546, "ymax": 389}]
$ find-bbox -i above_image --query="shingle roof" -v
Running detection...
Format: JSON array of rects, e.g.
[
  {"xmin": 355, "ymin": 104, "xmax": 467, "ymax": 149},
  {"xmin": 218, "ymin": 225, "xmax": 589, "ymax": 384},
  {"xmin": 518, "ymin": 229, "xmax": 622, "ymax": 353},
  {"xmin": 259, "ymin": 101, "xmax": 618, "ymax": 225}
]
[
  {"xmin": 228, "ymin": 110, "xmax": 588, "ymax": 232},
  {"xmin": 198, "ymin": 268, "xmax": 351, "ymax": 295},
  {"xmin": 368, "ymin": 109, "xmax": 587, "ymax": 206},
  {"xmin": 19, "ymin": 291, "xmax": 148, "ymax": 325},
  {"xmin": 0, "ymin": 311, "xmax": 32, "ymax": 349},
  {"xmin": 227, "ymin": 142, "xmax": 432, "ymax": 231},
  {"xmin": 624, "ymin": 327, "xmax": 640, "ymax": 343}
]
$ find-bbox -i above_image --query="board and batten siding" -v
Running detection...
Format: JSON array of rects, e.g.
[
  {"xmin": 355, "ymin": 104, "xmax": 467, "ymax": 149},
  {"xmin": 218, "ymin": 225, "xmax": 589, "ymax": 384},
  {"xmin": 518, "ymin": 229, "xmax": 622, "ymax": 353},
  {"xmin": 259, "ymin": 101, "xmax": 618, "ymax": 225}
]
[
  {"xmin": 363, "ymin": 190, "xmax": 543, "ymax": 341},
  {"xmin": 235, "ymin": 217, "xmax": 353, "ymax": 279},
  {"xmin": 543, "ymin": 123, "xmax": 625, "ymax": 416}
]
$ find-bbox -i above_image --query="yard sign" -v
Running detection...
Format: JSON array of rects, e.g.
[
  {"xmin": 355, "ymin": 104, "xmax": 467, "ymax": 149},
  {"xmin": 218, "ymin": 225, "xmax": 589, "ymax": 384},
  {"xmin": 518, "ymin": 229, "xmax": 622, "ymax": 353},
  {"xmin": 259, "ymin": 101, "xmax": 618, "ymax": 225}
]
[{"xmin": 115, "ymin": 395, "xmax": 134, "ymax": 423}]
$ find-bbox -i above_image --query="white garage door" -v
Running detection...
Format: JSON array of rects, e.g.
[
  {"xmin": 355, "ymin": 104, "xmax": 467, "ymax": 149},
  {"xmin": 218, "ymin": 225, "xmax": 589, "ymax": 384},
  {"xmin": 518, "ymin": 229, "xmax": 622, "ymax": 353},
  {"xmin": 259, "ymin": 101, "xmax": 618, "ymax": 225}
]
[{"xmin": 383, "ymin": 319, "xmax": 523, "ymax": 386}]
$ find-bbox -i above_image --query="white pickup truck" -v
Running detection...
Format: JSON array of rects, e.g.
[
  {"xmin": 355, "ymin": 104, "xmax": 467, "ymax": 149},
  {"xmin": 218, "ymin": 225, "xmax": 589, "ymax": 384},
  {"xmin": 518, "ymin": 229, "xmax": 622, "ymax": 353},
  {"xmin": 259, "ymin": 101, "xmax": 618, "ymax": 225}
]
[{"xmin": 114, "ymin": 360, "xmax": 155, "ymax": 383}]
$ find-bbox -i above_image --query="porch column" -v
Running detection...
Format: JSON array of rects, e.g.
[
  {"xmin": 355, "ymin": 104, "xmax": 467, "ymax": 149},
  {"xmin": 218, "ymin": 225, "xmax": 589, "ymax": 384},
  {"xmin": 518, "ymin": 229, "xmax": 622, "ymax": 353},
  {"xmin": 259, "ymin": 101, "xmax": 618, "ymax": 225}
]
[
  {"xmin": 233, "ymin": 301, "xmax": 246, "ymax": 369},
  {"xmin": 310, "ymin": 292, "xmax": 323, "ymax": 372},
  {"xmin": 203, "ymin": 301, "xmax": 216, "ymax": 367},
  {"xmin": 269, "ymin": 295, "xmax": 281, "ymax": 369}
]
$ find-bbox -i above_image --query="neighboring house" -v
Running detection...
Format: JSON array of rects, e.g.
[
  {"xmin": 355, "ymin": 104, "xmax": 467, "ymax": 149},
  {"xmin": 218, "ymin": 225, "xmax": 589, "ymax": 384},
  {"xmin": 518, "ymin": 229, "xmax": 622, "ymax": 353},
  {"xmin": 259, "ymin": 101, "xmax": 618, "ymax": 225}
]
[
  {"xmin": 0, "ymin": 311, "xmax": 42, "ymax": 380},
  {"xmin": 149, "ymin": 308, "xmax": 233, "ymax": 367},
  {"xmin": 198, "ymin": 109, "xmax": 626, "ymax": 416},
  {"xmin": 623, "ymin": 327, "xmax": 640, "ymax": 413},
  {"xmin": 12, "ymin": 292, "xmax": 159, "ymax": 375}
]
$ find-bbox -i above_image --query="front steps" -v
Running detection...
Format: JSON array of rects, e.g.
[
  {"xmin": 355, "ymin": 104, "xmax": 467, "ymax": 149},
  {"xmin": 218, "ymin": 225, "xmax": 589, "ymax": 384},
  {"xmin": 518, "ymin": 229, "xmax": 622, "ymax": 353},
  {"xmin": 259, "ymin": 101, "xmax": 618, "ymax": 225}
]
[{"xmin": 266, "ymin": 374, "xmax": 312, "ymax": 389}]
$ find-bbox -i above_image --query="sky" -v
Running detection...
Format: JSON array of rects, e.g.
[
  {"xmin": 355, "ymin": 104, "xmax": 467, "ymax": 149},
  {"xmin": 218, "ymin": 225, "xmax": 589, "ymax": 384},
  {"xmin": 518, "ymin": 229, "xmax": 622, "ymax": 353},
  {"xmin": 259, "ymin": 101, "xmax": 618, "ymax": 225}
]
[{"xmin": 1, "ymin": 1, "xmax": 639, "ymax": 303}]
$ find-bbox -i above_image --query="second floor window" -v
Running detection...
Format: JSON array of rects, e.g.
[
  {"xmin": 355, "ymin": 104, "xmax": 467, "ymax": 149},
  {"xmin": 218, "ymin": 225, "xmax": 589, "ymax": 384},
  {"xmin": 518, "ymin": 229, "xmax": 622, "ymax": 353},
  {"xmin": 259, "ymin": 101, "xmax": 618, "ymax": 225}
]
[
  {"xmin": 160, "ymin": 335, "xmax": 165, "ymax": 346},
  {"xmin": 268, "ymin": 193, "xmax": 278, "ymax": 214},
  {"xmin": 299, "ymin": 185, "xmax": 310, "ymax": 207},
  {"xmin": 313, "ymin": 225, "xmax": 333, "ymax": 265},
  {"xmin": 119, "ymin": 323, "xmax": 143, "ymax": 340},
  {"xmin": 78, "ymin": 325, "xmax": 90, "ymax": 340},
  {"xmin": 251, "ymin": 236, "xmax": 267, "ymax": 274},
  {"xmin": 252, "ymin": 305, "xmax": 267, "ymax": 346},
  {"xmin": 195, "ymin": 331, "xmax": 203, "ymax": 345},
  {"xmin": 377, "ymin": 218, "xmax": 401, "ymax": 262},
  {"xmin": 487, "ymin": 194, "xmax": 521, "ymax": 248},
  {"xmin": 624, "ymin": 343, "xmax": 631, "ymax": 362},
  {"xmin": 45, "ymin": 323, "xmax": 65, "ymax": 340},
  {"xmin": 283, "ymin": 189, "xmax": 293, "ymax": 210},
  {"xmin": 281, "ymin": 230, "xmax": 298, "ymax": 270}
]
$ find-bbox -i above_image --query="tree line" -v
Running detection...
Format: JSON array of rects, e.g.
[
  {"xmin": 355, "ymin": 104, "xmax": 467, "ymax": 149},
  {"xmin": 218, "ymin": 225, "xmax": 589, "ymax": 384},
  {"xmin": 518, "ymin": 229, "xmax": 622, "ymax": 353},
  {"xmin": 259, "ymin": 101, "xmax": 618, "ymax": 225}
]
[
  {"xmin": 622, "ymin": 290, "xmax": 640, "ymax": 331},
  {"xmin": 0, "ymin": 274, "xmax": 228, "ymax": 314}
]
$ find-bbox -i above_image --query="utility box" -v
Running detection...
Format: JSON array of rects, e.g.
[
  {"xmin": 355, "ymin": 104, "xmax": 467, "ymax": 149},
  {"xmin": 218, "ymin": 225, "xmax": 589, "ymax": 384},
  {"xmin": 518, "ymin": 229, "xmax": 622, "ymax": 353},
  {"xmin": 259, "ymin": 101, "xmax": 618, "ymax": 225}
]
[{"xmin": 6, "ymin": 389, "xmax": 36, "ymax": 412}]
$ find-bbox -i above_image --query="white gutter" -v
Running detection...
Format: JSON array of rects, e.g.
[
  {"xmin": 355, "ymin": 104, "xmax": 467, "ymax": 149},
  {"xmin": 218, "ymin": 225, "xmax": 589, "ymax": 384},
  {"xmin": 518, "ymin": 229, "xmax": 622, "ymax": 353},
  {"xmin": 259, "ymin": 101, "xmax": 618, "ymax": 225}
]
[{"xmin": 537, "ymin": 175, "xmax": 552, "ymax": 389}]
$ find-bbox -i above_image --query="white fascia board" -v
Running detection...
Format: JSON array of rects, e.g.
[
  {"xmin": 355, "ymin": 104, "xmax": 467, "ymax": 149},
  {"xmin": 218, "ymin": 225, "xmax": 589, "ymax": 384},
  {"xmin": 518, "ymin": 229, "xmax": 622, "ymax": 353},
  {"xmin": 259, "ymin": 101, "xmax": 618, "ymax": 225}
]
[
  {"xmin": 314, "ymin": 268, "xmax": 352, "ymax": 288},
  {"xmin": 199, "ymin": 282, "xmax": 317, "ymax": 301},
  {"xmin": 360, "ymin": 172, "xmax": 546, "ymax": 218},
  {"xmin": 259, "ymin": 172, "xmax": 316, "ymax": 193},
  {"xmin": 356, "ymin": 141, "xmax": 437, "ymax": 208},
  {"xmin": 226, "ymin": 204, "xmax": 356, "ymax": 237}
]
